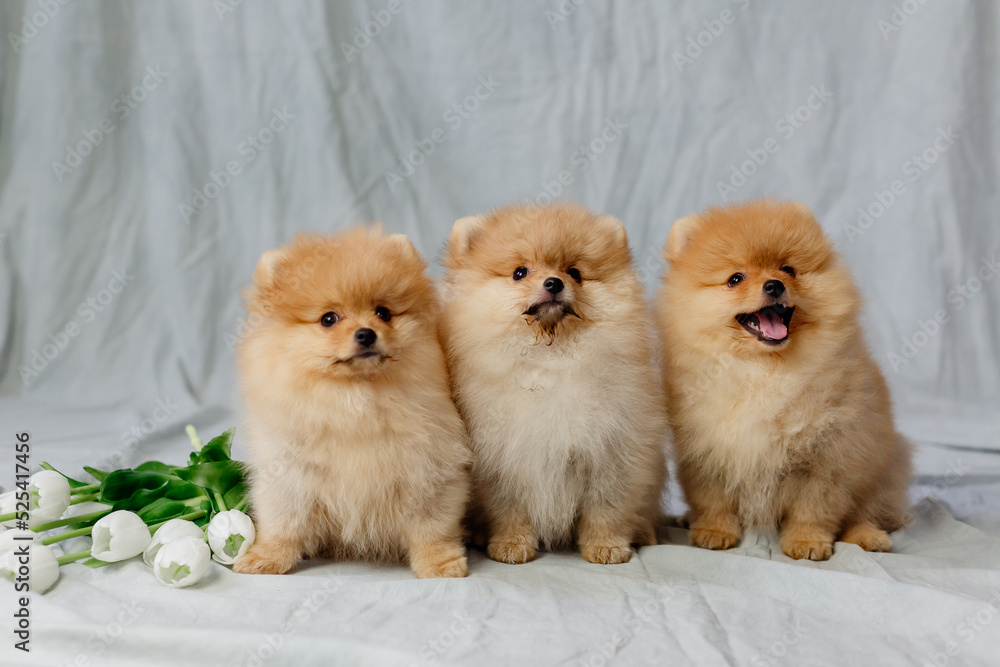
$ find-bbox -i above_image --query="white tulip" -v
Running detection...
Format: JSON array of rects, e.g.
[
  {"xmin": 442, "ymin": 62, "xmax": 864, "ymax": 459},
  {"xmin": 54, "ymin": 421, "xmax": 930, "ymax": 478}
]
[
  {"xmin": 143, "ymin": 519, "xmax": 206, "ymax": 566},
  {"xmin": 206, "ymin": 510, "xmax": 255, "ymax": 565},
  {"xmin": 0, "ymin": 491, "xmax": 17, "ymax": 527},
  {"xmin": 153, "ymin": 536, "xmax": 211, "ymax": 588},
  {"xmin": 90, "ymin": 511, "xmax": 151, "ymax": 562},
  {"xmin": 0, "ymin": 529, "xmax": 41, "ymax": 557},
  {"xmin": 1, "ymin": 542, "xmax": 60, "ymax": 593},
  {"xmin": 27, "ymin": 471, "xmax": 72, "ymax": 524}
]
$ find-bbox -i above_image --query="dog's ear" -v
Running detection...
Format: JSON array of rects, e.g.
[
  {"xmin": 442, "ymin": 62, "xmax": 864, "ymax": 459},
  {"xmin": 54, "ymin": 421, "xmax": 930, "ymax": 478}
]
[
  {"xmin": 448, "ymin": 215, "xmax": 488, "ymax": 256},
  {"xmin": 252, "ymin": 248, "xmax": 286, "ymax": 289},
  {"xmin": 386, "ymin": 233, "xmax": 420, "ymax": 259},
  {"xmin": 594, "ymin": 215, "xmax": 628, "ymax": 248},
  {"xmin": 664, "ymin": 214, "xmax": 701, "ymax": 263}
]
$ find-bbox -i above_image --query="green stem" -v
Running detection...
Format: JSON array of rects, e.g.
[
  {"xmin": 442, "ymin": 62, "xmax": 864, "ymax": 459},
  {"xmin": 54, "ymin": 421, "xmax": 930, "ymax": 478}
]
[
  {"xmin": 42, "ymin": 525, "xmax": 93, "ymax": 545},
  {"xmin": 70, "ymin": 492, "xmax": 100, "ymax": 505},
  {"xmin": 31, "ymin": 509, "xmax": 110, "ymax": 532},
  {"xmin": 0, "ymin": 511, "xmax": 15, "ymax": 523},
  {"xmin": 70, "ymin": 483, "xmax": 101, "ymax": 495},
  {"xmin": 213, "ymin": 490, "xmax": 227, "ymax": 513},
  {"xmin": 233, "ymin": 499, "xmax": 248, "ymax": 513},
  {"xmin": 57, "ymin": 549, "xmax": 92, "ymax": 566},
  {"xmin": 147, "ymin": 509, "xmax": 206, "ymax": 535}
]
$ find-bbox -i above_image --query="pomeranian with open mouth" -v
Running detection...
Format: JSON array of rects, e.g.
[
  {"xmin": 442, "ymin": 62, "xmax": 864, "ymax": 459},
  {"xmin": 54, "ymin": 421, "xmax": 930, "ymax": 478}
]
[
  {"xmin": 440, "ymin": 203, "xmax": 667, "ymax": 565},
  {"xmin": 233, "ymin": 227, "xmax": 471, "ymax": 578},
  {"xmin": 657, "ymin": 199, "xmax": 911, "ymax": 560}
]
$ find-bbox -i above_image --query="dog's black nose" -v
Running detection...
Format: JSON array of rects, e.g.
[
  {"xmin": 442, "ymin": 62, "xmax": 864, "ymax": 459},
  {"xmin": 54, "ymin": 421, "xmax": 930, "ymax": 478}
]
[
  {"xmin": 543, "ymin": 277, "xmax": 564, "ymax": 294},
  {"xmin": 355, "ymin": 328, "xmax": 377, "ymax": 347},
  {"xmin": 763, "ymin": 279, "xmax": 785, "ymax": 297}
]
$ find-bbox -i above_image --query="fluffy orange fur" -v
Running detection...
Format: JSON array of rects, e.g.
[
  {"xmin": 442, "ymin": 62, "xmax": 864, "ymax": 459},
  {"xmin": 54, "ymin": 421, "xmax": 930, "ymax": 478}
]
[
  {"xmin": 441, "ymin": 204, "xmax": 668, "ymax": 565},
  {"xmin": 657, "ymin": 200, "xmax": 911, "ymax": 560},
  {"xmin": 233, "ymin": 227, "xmax": 471, "ymax": 578}
]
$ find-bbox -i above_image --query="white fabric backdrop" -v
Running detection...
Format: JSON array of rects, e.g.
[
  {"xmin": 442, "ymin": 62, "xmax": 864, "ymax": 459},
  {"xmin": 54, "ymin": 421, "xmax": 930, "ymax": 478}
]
[{"xmin": 1, "ymin": 2, "xmax": 999, "ymax": 666}]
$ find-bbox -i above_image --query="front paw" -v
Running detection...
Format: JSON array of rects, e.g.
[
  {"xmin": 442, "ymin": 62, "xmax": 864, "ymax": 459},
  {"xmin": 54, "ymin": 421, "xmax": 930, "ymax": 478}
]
[
  {"xmin": 487, "ymin": 537, "xmax": 536, "ymax": 564},
  {"xmin": 690, "ymin": 526, "xmax": 741, "ymax": 550},
  {"xmin": 234, "ymin": 545, "xmax": 297, "ymax": 574},
  {"xmin": 781, "ymin": 537, "xmax": 833, "ymax": 561},
  {"xmin": 412, "ymin": 555, "xmax": 469, "ymax": 579},
  {"xmin": 581, "ymin": 542, "xmax": 632, "ymax": 564}
]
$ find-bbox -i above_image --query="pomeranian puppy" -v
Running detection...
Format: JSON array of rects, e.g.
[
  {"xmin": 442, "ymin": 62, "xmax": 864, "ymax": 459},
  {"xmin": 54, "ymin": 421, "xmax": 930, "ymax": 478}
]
[
  {"xmin": 657, "ymin": 199, "xmax": 911, "ymax": 560},
  {"xmin": 440, "ymin": 204, "xmax": 667, "ymax": 565},
  {"xmin": 233, "ymin": 227, "xmax": 471, "ymax": 578}
]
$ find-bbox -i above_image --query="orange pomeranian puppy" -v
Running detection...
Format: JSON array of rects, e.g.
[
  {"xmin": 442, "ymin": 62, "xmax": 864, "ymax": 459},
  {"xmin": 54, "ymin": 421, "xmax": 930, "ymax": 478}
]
[
  {"xmin": 441, "ymin": 204, "xmax": 667, "ymax": 565},
  {"xmin": 657, "ymin": 199, "xmax": 911, "ymax": 560},
  {"xmin": 233, "ymin": 228, "xmax": 471, "ymax": 578}
]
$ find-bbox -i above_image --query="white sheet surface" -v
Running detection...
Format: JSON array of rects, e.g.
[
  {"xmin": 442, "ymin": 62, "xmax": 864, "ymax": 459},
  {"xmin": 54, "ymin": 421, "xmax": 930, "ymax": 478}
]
[{"xmin": 1, "ymin": 1, "xmax": 999, "ymax": 665}]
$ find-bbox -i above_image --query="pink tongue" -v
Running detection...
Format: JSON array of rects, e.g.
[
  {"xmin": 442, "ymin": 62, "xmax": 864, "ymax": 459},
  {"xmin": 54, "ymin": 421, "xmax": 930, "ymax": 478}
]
[{"xmin": 757, "ymin": 310, "xmax": 787, "ymax": 340}]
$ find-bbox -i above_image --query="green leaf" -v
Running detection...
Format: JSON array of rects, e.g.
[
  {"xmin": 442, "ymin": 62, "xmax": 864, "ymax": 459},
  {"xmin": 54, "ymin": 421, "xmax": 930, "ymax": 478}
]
[
  {"xmin": 100, "ymin": 470, "xmax": 175, "ymax": 501},
  {"xmin": 38, "ymin": 461, "xmax": 88, "ymax": 488},
  {"xmin": 83, "ymin": 466, "xmax": 111, "ymax": 483},
  {"xmin": 193, "ymin": 428, "xmax": 236, "ymax": 463},
  {"xmin": 135, "ymin": 461, "xmax": 176, "ymax": 473},
  {"xmin": 222, "ymin": 481, "xmax": 248, "ymax": 510},
  {"xmin": 174, "ymin": 460, "xmax": 246, "ymax": 496},
  {"xmin": 137, "ymin": 498, "xmax": 199, "ymax": 525}
]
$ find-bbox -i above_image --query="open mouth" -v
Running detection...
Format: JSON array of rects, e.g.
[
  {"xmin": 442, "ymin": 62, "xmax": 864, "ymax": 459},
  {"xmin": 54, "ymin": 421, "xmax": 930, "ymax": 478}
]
[{"xmin": 736, "ymin": 304, "xmax": 795, "ymax": 345}]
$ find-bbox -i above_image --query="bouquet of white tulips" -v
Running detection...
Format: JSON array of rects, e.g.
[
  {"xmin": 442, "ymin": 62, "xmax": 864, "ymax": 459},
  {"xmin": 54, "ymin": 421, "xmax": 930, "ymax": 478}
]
[{"xmin": 0, "ymin": 427, "xmax": 255, "ymax": 593}]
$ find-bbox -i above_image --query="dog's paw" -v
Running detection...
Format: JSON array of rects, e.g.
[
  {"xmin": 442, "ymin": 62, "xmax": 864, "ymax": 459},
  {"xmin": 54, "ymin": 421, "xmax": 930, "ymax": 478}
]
[
  {"xmin": 581, "ymin": 543, "xmax": 632, "ymax": 564},
  {"xmin": 233, "ymin": 547, "xmax": 296, "ymax": 575},
  {"xmin": 782, "ymin": 538, "xmax": 834, "ymax": 561},
  {"xmin": 487, "ymin": 537, "xmax": 536, "ymax": 564},
  {"xmin": 412, "ymin": 555, "xmax": 469, "ymax": 579},
  {"xmin": 841, "ymin": 525, "xmax": 893, "ymax": 553},
  {"xmin": 690, "ymin": 526, "xmax": 741, "ymax": 551}
]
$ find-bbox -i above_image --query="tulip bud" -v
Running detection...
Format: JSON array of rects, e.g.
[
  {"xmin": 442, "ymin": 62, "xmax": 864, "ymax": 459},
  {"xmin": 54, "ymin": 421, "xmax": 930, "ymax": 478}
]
[
  {"xmin": 27, "ymin": 470, "xmax": 72, "ymax": 524},
  {"xmin": 206, "ymin": 510, "xmax": 255, "ymax": 565},
  {"xmin": 153, "ymin": 536, "xmax": 211, "ymax": 588},
  {"xmin": 144, "ymin": 519, "xmax": 206, "ymax": 566},
  {"xmin": 0, "ymin": 529, "xmax": 41, "ymax": 557},
  {"xmin": 1, "ymin": 542, "xmax": 60, "ymax": 593},
  {"xmin": 91, "ymin": 511, "xmax": 151, "ymax": 562}
]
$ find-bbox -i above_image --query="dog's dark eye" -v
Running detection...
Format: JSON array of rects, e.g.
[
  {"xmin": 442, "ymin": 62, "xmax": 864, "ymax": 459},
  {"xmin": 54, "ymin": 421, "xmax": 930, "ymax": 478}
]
[
  {"xmin": 375, "ymin": 306, "xmax": 391, "ymax": 322},
  {"xmin": 781, "ymin": 266, "xmax": 796, "ymax": 278},
  {"xmin": 727, "ymin": 273, "xmax": 745, "ymax": 288},
  {"xmin": 320, "ymin": 312, "xmax": 339, "ymax": 327},
  {"xmin": 513, "ymin": 266, "xmax": 529, "ymax": 281},
  {"xmin": 566, "ymin": 267, "xmax": 582, "ymax": 283}
]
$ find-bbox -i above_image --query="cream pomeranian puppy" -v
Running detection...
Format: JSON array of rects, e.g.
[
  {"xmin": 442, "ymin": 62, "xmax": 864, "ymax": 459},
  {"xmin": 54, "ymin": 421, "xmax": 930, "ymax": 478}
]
[
  {"xmin": 657, "ymin": 200, "xmax": 911, "ymax": 560},
  {"xmin": 234, "ymin": 228, "xmax": 471, "ymax": 578},
  {"xmin": 440, "ymin": 204, "xmax": 667, "ymax": 565}
]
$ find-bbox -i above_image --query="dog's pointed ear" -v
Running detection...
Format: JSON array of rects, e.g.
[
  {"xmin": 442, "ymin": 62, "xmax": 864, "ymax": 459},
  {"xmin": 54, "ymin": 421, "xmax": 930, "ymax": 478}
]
[
  {"xmin": 252, "ymin": 248, "xmax": 286, "ymax": 289},
  {"xmin": 594, "ymin": 215, "xmax": 628, "ymax": 247},
  {"xmin": 788, "ymin": 201, "xmax": 815, "ymax": 219},
  {"xmin": 386, "ymin": 233, "xmax": 420, "ymax": 259},
  {"xmin": 665, "ymin": 214, "xmax": 700, "ymax": 263},
  {"xmin": 448, "ymin": 215, "xmax": 489, "ymax": 256}
]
